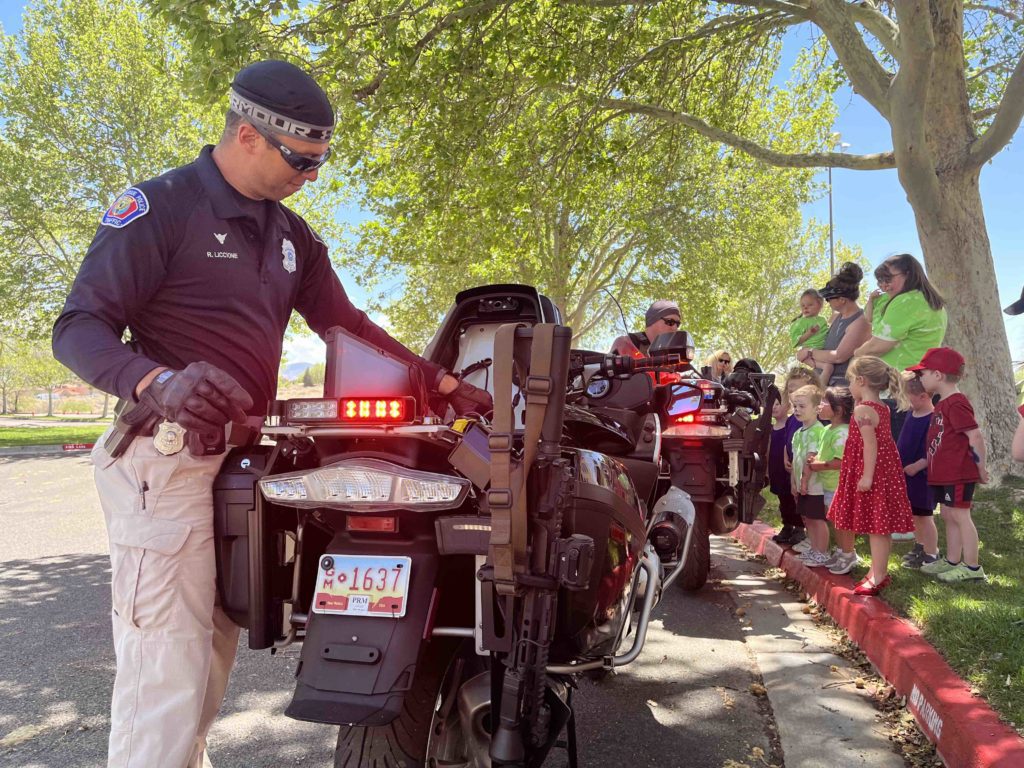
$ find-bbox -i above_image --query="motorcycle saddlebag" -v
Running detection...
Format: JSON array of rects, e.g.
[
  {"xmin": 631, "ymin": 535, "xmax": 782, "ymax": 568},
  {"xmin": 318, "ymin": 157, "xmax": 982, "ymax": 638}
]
[{"xmin": 213, "ymin": 446, "xmax": 274, "ymax": 627}]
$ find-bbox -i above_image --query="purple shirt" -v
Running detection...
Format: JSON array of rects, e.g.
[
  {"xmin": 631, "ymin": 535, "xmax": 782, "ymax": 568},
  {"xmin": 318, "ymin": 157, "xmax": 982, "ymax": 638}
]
[
  {"xmin": 897, "ymin": 411, "xmax": 934, "ymax": 510},
  {"xmin": 768, "ymin": 415, "xmax": 802, "ymax": 494}
]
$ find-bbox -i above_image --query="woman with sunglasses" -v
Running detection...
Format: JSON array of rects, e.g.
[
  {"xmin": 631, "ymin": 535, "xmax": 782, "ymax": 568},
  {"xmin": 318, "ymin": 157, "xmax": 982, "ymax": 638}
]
[
  {"xmin": 702, "ymin": 349, "xmax": 733, "ymax": 382},
  {"xmin": 798, "ymin": 262, "xmax": 871, "ymax": 386},
  {"xmin": 855, "ymin": 253, "xmax": 947, "ymax": 437},
  {"xmin": 855, "ymin": 254, "xmax": 947, "ymax": 371}
]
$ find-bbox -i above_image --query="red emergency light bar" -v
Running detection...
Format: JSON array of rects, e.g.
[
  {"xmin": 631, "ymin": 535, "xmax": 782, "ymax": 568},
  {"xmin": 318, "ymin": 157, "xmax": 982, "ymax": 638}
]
[{"xmin": 340, "ymin": 397, "xmax": 414, "ymax": 423}]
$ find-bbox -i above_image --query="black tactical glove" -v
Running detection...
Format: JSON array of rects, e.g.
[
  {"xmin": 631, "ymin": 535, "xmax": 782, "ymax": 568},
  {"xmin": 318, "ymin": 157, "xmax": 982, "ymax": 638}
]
[
  {"xmin": 446, "ymin": 380, "xmax": 493, "ymax": 418},
  {"xmin": 139, "ymin": 362, "xmax": 253, "ymax": 437}
]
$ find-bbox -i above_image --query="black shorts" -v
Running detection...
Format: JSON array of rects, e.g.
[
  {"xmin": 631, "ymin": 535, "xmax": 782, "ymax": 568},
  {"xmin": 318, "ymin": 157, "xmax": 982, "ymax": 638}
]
[
  {"xmin": 930, "ymin": 484, "xmax": 976, "ymax": 510},
  {"xmin": 911, "ymin": 506, "xmax": 935, "ymax": 517},
  {"xmin": 796, "ymin": 494, "xmax": 826, "ymax": 520}
]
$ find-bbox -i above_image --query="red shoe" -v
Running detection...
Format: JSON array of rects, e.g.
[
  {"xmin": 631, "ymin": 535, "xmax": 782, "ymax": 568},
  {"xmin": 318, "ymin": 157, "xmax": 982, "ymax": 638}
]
[{"xmin": 853, "ymin": 574, "xmax": 891, "ymax": 596}]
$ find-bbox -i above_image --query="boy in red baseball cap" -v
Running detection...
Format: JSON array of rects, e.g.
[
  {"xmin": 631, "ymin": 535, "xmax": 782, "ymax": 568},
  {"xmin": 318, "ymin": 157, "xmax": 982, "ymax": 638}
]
[{"xmin": 906, "ymin": 347, "xmax": 989, "ymax": 582}]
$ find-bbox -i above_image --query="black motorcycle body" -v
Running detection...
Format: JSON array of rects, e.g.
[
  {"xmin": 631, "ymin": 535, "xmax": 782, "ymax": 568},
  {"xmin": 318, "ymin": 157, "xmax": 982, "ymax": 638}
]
[{"xmin": 213, "ymin": 284, "xmax": 664, "ymax": 768}]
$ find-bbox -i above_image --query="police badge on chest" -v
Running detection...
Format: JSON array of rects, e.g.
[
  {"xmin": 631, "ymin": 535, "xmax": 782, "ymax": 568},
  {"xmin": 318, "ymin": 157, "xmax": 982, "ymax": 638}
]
[{"xmin": 282, "ymin": 238, "xmax": 297, "ymax": 273}]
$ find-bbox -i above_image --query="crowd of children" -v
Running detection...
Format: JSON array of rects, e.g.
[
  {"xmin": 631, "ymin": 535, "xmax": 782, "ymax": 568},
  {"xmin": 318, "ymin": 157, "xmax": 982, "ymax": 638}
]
[{"xmin": 767, "ymin": 343, "xmax": 994, "ymax": 595}]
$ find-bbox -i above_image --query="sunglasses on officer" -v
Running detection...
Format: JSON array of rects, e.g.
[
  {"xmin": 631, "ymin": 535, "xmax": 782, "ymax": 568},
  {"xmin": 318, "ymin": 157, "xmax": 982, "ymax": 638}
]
[
  {"xmin": 249, "ymin": 121, "xmax": 332, "ymax": 173},
  {"xmin": 662, "ymin": 317, "xmax": 681, "ymax": 328}
]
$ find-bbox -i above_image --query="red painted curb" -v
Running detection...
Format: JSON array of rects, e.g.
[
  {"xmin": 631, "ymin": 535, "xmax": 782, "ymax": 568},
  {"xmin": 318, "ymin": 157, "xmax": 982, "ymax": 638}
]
[{"xmin": 733, "ymin": 522, "xmax": 1024, "ymax": 768}]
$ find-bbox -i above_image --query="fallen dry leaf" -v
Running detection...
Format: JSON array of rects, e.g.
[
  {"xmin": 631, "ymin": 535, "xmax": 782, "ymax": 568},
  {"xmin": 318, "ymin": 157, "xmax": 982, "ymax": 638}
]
[{"xmin": 750, "ymin": 683, "xmax": 768, "ymax": 696}]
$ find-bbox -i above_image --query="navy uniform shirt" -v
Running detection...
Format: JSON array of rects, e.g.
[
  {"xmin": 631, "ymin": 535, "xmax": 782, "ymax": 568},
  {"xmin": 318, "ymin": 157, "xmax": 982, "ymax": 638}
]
[{"xmin": 52, "ymin": 146, "xmax": 442, "ymax": 415}]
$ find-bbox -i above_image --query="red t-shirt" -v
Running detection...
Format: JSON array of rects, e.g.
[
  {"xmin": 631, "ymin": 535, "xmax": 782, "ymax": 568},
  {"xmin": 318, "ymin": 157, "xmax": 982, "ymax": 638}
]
[{"xmin": 926, "ymin": 393, "xmax": 980, "ymax": 484}]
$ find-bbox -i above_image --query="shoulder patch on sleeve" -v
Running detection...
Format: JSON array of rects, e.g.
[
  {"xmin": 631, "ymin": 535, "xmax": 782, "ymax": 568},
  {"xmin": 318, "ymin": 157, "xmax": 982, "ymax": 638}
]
[{"xmin": 101, "ymin": 187, "xmax": 150, "ymax": 229}]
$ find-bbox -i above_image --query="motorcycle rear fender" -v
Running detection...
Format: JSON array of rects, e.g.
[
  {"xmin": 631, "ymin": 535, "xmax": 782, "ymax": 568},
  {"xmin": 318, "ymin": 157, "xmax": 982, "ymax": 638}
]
[{"xmin": 285, "ymin": 529, "xmax": 442, "ymax": 727}]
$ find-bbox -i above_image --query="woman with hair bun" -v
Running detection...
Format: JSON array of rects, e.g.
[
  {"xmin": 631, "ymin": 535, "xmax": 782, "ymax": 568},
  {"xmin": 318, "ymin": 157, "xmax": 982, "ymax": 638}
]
[{"xmin": 798, "ymin": 262, "xmax": 871, "ymax": 386}]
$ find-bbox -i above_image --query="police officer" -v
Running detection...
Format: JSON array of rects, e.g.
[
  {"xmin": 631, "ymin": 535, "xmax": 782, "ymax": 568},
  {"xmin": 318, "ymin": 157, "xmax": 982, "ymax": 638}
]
[
  {"xmin": 52, "ymin": 60, "xmax": 490, "ymax": 768},
  {"xmin": 609, "ymin": 299, "xmax": 682, "ymax": 357}
]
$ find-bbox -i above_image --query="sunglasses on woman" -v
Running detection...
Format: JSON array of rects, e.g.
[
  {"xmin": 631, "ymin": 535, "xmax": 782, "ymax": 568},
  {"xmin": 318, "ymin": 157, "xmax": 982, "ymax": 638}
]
[{"xmin": 250, "ymin": 121, "xmax": 332, "ymax": 172}]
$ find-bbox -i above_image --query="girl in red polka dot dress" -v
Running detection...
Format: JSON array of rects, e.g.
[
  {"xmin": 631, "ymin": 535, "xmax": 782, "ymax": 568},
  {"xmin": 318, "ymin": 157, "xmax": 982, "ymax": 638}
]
[{"xmin": 827, "ymin": 356, "xmax": 914, "ymax": 595}]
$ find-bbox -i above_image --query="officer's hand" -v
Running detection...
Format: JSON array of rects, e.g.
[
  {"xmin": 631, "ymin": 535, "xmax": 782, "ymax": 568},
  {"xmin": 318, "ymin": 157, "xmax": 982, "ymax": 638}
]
[
  {"xmin": 446, "ymin": 380, "xmax": 493, "ymax": 418},
  {"xmin": 140, "ymin": 362, "xmax": 253, "ymax": 436}
]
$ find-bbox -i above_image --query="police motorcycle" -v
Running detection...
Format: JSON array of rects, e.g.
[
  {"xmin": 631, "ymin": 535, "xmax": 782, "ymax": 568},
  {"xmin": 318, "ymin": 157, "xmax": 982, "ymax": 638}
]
[
  {"xmin": 213, "ymin": 284, "xmax": 672, "ymax": 768},
  {"xmin": 570, "ymin": 338, "xmax": 778, "ymax": 591}
]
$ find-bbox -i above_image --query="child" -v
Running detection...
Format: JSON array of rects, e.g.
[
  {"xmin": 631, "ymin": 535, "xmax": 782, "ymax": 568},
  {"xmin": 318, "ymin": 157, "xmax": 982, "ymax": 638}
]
[
  {"xmin": 790, "ymin": 290, "xmax": 832, "ymax": 382},
  {"xmin": 808, "ymin": 386, "xmax": 855, "ymax": 573},
  {"xmin": 790, "ymin": 385, "xmax": 829, "ymax": 566},
  {"xmin": 896, "ymin": 374, "xmax": 939, "ymax": 569},
  {"xmin": 773, "ymin": 367, "xmax": 822, "ymax": 546},
  {"xmin": 768, "ymin": 393, "xmax": 803, "ymax": 546},
  {"xmin": 827, "ymin": 356, "xmax": 914, "ymax": 595},
  {"xmin": 909, "ymin": 348, "xmax": 990, "ymax": 583}
]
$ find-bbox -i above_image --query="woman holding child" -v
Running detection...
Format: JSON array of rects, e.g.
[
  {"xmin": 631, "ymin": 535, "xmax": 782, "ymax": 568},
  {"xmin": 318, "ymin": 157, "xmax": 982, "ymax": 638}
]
[{"xmin": 797, "ymin": 262, "xmax": 871, "ymax": 386}]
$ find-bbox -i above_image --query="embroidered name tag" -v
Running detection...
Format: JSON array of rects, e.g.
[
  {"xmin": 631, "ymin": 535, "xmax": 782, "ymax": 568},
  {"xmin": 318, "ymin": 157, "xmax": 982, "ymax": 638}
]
[{"xmin": 101, "ymin": 188, "xmax": 150, "ymax": 228}]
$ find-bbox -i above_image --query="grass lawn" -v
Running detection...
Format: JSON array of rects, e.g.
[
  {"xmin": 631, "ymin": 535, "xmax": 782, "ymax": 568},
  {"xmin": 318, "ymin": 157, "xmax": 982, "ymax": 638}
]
[
  {"xmin": 756, "ymin": 480, "xmax": 1024, "ymax": 733},
  {"xmin": 0, "ymin": 425, "xmax": 108, "ymax": 447}
]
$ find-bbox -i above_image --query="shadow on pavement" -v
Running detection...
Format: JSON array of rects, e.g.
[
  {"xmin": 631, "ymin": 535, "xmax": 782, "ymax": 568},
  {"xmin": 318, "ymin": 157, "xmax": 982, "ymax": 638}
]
[{"xmin": 0, "ymin": 555, "xmax": 335, "ymax": 768}]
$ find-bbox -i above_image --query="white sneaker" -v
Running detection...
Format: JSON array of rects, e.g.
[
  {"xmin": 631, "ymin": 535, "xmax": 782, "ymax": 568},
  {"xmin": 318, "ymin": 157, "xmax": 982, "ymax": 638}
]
[
  {"xmin": 891, "ymin": 532, "xmax": 916, "ymax": 541},
  {"xmin": 792, "ymin": 538, "xmax": 812, "ymax": 554},
  {"xmin": 801, "ymin": 549, "xmax": 832, "ymax": 567},
  {"xmin": 827, "ymin": 550, "xmax": 860, "ymax": 575}
]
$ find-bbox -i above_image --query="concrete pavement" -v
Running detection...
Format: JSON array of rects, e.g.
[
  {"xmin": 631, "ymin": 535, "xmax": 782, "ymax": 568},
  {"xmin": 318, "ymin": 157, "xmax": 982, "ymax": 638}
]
[{"xmin": 1, "ymin": 454, "xmax": 905, "ymax": 767}]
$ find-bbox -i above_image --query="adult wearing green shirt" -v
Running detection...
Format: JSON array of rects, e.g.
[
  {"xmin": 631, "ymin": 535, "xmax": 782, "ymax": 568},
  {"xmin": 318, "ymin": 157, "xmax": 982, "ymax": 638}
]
[
  {"xmin": 856, "ymin": 254, "xmax": 947, "ymax": 370},
  {"xmin": 856, "ymin": 253, "xmax": 946, "ymax": 437}
]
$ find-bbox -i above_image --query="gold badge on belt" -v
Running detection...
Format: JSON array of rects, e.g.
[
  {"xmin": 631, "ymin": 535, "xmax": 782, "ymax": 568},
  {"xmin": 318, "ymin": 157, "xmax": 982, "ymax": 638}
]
[{"xmin": 154, "ymin": 421, "xmax": 185, "ymax": 456}]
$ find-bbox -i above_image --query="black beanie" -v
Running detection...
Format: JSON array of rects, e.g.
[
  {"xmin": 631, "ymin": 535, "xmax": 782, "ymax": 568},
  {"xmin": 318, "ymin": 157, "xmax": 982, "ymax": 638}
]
[{"xmin": 230, "ymin": 60, "xmax": 334, "ymax": 142}]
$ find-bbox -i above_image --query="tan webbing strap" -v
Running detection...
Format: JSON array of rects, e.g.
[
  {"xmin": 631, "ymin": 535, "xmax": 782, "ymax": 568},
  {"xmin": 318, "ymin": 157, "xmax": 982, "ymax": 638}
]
[{"xmin": 487, "ymin": 323, "xmax": 522, "ymax": 594}]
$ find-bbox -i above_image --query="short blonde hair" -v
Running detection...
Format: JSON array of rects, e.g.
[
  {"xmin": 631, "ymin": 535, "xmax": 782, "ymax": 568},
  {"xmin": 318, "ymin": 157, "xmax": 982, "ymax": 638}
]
[{"xmin": 792, "ymin": 384, "xmax": 822, "ymax": 406}]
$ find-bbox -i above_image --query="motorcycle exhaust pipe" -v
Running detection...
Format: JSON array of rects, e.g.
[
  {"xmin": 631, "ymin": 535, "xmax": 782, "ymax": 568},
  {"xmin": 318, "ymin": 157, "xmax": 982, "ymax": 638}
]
[
  {"xmin": 649, "ymin": 518, "xmax": 682, "ymax": 563},
  {"xmin": 708, "ymin": 493, "xmax": 740, "ymax": 535}
]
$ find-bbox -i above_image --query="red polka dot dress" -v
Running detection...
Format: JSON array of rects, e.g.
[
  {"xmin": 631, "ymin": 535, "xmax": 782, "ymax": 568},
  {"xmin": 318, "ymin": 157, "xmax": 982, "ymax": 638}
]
[{"xmin": 828, "ymin": 400, "xmax": 913, "ymax": 535}]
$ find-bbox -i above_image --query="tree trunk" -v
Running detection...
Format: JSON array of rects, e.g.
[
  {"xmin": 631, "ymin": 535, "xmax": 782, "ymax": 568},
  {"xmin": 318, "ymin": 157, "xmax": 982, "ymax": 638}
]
[
  {"xmin": 47, "ymin": 388, "xmax": 54, "ymax": 417},
  {"xmin": 908, "ymin": 169, "xmax": 1019, "ymax": 476},
  {"xmin": 1, "ymin": 385, "xmax": 6, "ymax": 414},
  {"xmin": 102, "ymin": 391, "xmax": 110, "ymax": 419}
]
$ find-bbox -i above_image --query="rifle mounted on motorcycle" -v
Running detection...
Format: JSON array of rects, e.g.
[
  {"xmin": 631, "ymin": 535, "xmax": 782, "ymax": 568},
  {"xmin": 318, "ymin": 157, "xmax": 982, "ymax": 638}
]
[{"xmin": 212, "ymin": 285, "xmax": 670, "ymax": 768}]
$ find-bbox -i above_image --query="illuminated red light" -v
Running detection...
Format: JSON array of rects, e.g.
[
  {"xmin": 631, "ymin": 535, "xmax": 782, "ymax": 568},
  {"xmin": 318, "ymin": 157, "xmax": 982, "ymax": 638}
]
[
  {"xmin": 339, "ymin": 398, "xmax": 411, "ymax": 423},
  {"xmin": 675, "ymin": 414, "xmax": 696, "ymax": 424}
]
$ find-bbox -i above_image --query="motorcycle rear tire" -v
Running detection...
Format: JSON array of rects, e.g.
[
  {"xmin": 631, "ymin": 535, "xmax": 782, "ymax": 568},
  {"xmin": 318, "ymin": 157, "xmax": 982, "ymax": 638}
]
[
  {"xmin": 334, "ymin": 637, "xmax": 462, "ymax": 768},
  {"xmin": 676, "ymin": 504, "xmax": 710, "ymax": 591}
]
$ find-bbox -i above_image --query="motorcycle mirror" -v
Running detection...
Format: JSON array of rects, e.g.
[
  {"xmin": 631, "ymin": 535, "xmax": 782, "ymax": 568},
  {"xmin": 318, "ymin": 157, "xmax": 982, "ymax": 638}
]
[{"xmin": 649, "ymin": 330, "xmax": 696, "ymax": 360}]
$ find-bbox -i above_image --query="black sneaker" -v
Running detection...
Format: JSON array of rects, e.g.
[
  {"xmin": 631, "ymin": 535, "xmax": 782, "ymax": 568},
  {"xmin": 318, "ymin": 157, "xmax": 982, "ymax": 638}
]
[
  {"xmin": 901, "ymin": 543, "xmax": 924, "ymax": 563},
  {"xmin": 772, "ymin": 525, "xmax": 795, "ymax": 544},
  {"xmin": 787, "ymin": 527, "xmax": 807, "ymax": 546},
  {"xmin": 902, "ymin": 545, "xmax": 926, "ymax": 569}
]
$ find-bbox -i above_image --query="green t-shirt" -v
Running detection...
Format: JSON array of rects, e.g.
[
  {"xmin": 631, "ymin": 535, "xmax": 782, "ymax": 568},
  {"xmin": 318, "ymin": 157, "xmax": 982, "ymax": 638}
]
[
  {"xmin": 817, "ymin": 423, "xmax": 848, "ymax": 492},
  {"xmin": 791, "ymin": 421, "xmax": 826, "ymax": 495},
  {"xmin": 789, "ymin": 315, "xmax": 829, "ymax": 349},
  {"xmin": 873, "ymin": 291, "xmax": 947, "ymax": 371}
]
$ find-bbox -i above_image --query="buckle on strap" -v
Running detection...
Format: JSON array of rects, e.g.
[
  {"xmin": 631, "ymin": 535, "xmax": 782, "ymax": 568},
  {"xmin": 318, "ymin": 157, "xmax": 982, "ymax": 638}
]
[
  {"xmin": 487, "ymin": 489, "xmax": 512, "ymax": 509},
  {"xmin": 525, "ymin": 376, "xmax": 552, "ymax": 397},
  {"xmin": 488, "ymin": 432, "xmax": 513, "ymax": 452}
]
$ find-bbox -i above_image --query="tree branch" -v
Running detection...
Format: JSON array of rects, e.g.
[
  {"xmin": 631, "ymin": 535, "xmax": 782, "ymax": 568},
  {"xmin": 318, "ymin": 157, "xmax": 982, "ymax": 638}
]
[
  {"xmin": 810, "ymin": 0, "xmax": 894, "ymax": 117},
  {"xmin": 964, "ymin": 2, "xmax": 1023, "ymax": 23},
  {"xmin": 845, "ymin": 1, "xmax": 900, "ymax": 60},
  {"xmin": 594, "ymin": 96, "xmax": 895, "ymax": 169},
  {"xmin": 969, "ymin": 52, "xmax": 1024, "ymax": 166}
]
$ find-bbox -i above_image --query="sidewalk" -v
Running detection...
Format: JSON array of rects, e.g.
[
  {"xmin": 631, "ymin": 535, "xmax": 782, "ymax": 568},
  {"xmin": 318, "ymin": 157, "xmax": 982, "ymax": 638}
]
[{"xmin": 733, "ymin": 521, "xmax": 1024, "ymax": 768}]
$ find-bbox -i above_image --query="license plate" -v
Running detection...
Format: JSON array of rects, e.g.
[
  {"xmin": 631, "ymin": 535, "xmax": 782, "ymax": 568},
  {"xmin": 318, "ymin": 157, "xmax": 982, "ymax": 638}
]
[{"xmin": 312, "ymin": 554, "xmax": 412, "ymax": 618}]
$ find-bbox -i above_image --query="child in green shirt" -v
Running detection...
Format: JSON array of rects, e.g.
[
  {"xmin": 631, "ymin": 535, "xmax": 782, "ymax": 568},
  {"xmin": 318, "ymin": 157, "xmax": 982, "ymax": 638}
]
[
  {"xmin": 790, "ymin": 289, "xmax": 831, "ymax": 380},
  {"xmin": 808, "ymin": 386, "xmax": 855, "ymax": 574},
  {"xmin": 790, "ymin": 384, "xmax": 829, "ymax": 566}
]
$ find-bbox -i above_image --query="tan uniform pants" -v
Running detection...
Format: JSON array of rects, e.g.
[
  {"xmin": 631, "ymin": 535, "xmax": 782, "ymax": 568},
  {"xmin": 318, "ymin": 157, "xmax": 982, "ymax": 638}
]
[{"xmin": 92, "ymin": 430, "xmax": 239, "ymax": 768}]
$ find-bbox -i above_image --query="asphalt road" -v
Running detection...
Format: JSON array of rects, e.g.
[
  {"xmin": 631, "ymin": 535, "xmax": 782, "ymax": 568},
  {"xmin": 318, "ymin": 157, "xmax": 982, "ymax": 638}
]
[{"xmin": 0, "ymin": 454, "xmax": 902, "ymax": 768}]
